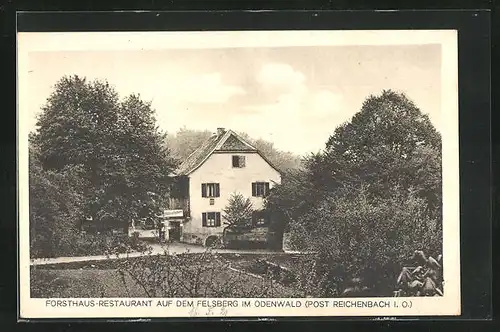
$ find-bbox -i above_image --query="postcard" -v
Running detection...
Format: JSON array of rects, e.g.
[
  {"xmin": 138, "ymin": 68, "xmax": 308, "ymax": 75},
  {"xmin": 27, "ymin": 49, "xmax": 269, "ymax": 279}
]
[{"xmin": 18, "ymin": 29, "xmax": 459, "ymax": 318}]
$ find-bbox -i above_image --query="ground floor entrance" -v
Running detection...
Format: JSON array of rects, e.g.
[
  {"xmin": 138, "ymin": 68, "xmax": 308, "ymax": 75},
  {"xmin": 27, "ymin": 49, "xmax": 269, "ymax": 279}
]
[{"xmin": 168, "ymin": 220, "xmax": 182, "ymax": 242}]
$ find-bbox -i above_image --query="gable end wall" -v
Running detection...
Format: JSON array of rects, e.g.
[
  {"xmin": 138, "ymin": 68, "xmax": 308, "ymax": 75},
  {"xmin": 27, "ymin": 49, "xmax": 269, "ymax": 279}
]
[{"xmin": 182, "ymin": 151, "xmax": 281, "ymax": 245}]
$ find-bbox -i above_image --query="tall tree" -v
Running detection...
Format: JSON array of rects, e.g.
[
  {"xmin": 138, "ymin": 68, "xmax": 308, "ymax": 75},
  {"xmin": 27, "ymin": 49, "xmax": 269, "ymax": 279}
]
[
  {"xmin": 310, "ymin": 90, "xmax": 442, "ymax": 206},
  {"xmin": 265, "ymin": 90, "xmax": 443, "ymax": 295},
  {"xmin": 32, "ymin": 75, "xmax": 177, "ymax": 231},
  {"xmin": 237, "ymin": 132, "xmax": 303, "ymax": 172},
  {"xmin": 164, "ymin": 128, "xmax": 212, "ymax": 162},
  {"xmin": 103, "ymin": 94, "xmax": 177, "ymax": 225},
  {"xmin": 270, "ymin": 90, "xmax": 442, "ymax": 229}
]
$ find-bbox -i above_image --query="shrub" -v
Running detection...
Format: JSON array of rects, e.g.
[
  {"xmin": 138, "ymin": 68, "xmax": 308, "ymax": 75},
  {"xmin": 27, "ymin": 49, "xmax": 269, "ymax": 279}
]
[
  {"xmin": 247, "ymin": 259, "xmax": 269, "ymax": 275},
  {"xmin": 115, "ymin": 246, "xmax": 293, "ymax": 298},
  {"xmin": 222, "ymin": 192, "xmax": 254, "ymax": 245},
  {"xmin": 290, "ymin": 187, "xmax": 442, "ymax": 297},
  {"xmin": 33, "ymin": 232, "xmax": 152, "ymax": 258},
  {"xmin": 29, "ymin": 145, "xmax": 86, "ymax": 258},
  {"xmin": 285, "ymin": 222, "xmax": 313, "ymax": 251}
]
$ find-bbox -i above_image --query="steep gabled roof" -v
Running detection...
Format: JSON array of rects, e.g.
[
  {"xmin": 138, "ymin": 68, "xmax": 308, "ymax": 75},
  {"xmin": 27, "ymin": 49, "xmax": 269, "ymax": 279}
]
[
  {"xmin": 174, "ymin": 132, "xmax": 226, "ymax": 176},
  {"xmin": 174, "ymin": 128, "xmax": 280, "ymax": 176},
  {"xmin": 218, "ymin": 134, "xmax": 255, "ymax": 151}
]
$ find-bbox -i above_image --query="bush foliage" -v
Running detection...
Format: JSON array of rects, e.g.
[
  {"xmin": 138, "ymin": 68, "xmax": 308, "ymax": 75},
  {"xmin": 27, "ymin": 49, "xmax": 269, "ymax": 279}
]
[{"xmin": 115, "ymin": 246, "xmax": 296, "ymax": 298}]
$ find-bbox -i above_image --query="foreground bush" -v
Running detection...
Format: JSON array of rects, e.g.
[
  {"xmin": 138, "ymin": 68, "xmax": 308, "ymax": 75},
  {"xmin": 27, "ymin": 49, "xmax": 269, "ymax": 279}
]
[
  {"xmin": 32, "ymin": 230, "xmax": 151, "ymax": 258},
  {"xmin": 29, "ymin": 143, "xmax": 86, "ymax": 258},
  {"xmin": 287, "ymin": 187, "xmax": 442, "ymax": 297},
  {"xmin": 71, "ymin": 232, "xmax": 152, "ymax": 257},
  {"xmin": 30, "ymin": 138, "xmax": 151, "ymax": 259},
  {"xmin": 115, "ymin": 246, "xmax": 298, "ymax": 298}
]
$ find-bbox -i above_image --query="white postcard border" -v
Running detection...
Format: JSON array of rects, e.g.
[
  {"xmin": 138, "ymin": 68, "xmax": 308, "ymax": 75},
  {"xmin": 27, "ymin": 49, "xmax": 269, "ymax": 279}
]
[{"xmin": 17, "ymin": 29, "xmax": 460, "ymax": 318}]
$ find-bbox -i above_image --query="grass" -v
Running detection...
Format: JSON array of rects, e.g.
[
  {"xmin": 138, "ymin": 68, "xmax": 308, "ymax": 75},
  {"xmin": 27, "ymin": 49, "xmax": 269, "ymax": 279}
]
[
  {"xmin": 30, "ymin": 268, "xmax": 148, "ymax": 298},
  {"xmin": 34, "ymin": 252, "xmax": 308, "ymax": 271},
  {"xmin": 222, "ymin": 252, "xmax": 313, "ymax": 274},
  {"xmin": 30, "ymin": 253, "xmax": 303, "ymax": 298}
]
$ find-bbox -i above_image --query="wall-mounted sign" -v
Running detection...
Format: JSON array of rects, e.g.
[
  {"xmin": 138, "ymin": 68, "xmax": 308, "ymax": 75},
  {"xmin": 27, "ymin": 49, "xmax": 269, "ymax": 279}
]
[{"xmin": 163, "ymin": 209, "xmax": 184, "ymax": 218}]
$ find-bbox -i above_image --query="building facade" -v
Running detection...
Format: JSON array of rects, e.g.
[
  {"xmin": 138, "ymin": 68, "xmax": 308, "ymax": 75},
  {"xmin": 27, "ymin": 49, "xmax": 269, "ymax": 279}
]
[{"xmin": 164, "ymin": 128, "xmax": 282, "ymax": 247}]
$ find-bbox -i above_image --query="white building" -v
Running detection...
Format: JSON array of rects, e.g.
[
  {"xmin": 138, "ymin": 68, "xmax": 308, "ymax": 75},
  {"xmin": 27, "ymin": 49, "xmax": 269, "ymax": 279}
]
[{"xmin": 165, "ymin": 128, "xmax": 282, "ymax": 247}]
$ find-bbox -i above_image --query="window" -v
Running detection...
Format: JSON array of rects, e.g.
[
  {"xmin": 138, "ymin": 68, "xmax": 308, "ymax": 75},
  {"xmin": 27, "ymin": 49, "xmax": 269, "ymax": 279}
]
[
  {"xmin": 252, "ymin": 182, "xmax": 270, "ymax": 197},
  {"xmin": 202, "ymin": 212, "xmax": 221, "ymax": 227},
  {"xmin": 201, "ymin": 183, "xmax": 220, "ymax": 197},
  {"xmin": 252, "ymin": 210, "xmax": 268, "ymax": 227},
  {"xmin": 232, "ymin": 155, "xmax": 246, "ymax": 168}
]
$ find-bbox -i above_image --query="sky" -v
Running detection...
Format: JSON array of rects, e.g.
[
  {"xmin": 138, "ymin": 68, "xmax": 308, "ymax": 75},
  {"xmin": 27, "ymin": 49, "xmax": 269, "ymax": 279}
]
[{"xmin": 26, "ymin": 44, "xmax": 441, "ymax": 155}]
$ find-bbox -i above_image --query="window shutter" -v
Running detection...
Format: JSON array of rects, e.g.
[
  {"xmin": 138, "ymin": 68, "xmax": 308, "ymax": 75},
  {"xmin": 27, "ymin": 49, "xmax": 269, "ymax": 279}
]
[
  {"xmin": 215, "ymin": 183, "xmax": 220, "ymax": 197},
  {"xmin": 252, "ymin": 183, "xmax": 256, "ymax": 196},
  {"xmin": 202, "ymin": 212, "xmax": 207, "ymax": 226},
  {"xmin": 201, "ymin": 183, "xmax": 207, "ymax": 197},
  {"xmin": 265, "ymin": 182, "xmax": 270, "ymax": 196},
  {"xmin": 216, "ymin": 213, "xmax": 221, "ymax": 227},
  {"xmin": 240, "ymin": 156, "xmax": 246, "ymax": 167}
]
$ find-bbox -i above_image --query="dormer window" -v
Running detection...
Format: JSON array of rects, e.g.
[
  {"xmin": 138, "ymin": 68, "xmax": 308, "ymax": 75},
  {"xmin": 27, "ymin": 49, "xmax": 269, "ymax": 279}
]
[{"xmin": 232, "ymin": 155, "xmax": 246, "ymax": 168}]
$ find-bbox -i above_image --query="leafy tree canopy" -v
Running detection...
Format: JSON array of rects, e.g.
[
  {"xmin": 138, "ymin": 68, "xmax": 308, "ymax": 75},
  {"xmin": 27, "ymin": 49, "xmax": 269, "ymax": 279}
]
[
  {"xmin": 264, "ymin": 90, "xmax": 443, "ymax": 295},
  {"xmin": 309, "ymin": 90, "xmax": 442, "ymax": 207},
  {"xmin": 31, "ymin": 75, "xmax": 177, "ymax": 230}
]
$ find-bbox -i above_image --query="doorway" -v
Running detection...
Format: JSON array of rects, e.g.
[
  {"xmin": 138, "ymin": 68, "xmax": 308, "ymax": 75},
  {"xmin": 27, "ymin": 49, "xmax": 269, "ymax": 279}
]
[{"xmin": 168, "ymin": 221, "xmax": 182, "ymax": 241}]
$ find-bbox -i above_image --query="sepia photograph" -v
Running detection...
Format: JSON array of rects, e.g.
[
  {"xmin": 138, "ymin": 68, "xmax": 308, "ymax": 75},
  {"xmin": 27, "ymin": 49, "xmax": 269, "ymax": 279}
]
[{"xmin": 18, "ymin": 29, "xmax": 460, "ymax": 318}]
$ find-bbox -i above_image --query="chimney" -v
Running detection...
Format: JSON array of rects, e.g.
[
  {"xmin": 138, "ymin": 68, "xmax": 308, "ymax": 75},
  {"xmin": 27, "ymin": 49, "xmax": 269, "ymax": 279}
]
[{"xmin": 217, "ymin": 127, "xmax": 225, "ymax": 136}]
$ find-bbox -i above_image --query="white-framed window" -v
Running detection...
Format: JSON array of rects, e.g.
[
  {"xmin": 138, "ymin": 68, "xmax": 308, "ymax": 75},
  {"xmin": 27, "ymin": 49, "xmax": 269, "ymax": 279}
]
[
  {"xmin": 201, "ymin": 183, "xmax": 220, "ymax": 197},
  {"xmin": 252, "ymin": 182, "xmax": 270, "ymax": 197},
  {"xmin": 202, "ymin": 212, "xmax": 221, "ymax": 227}
]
